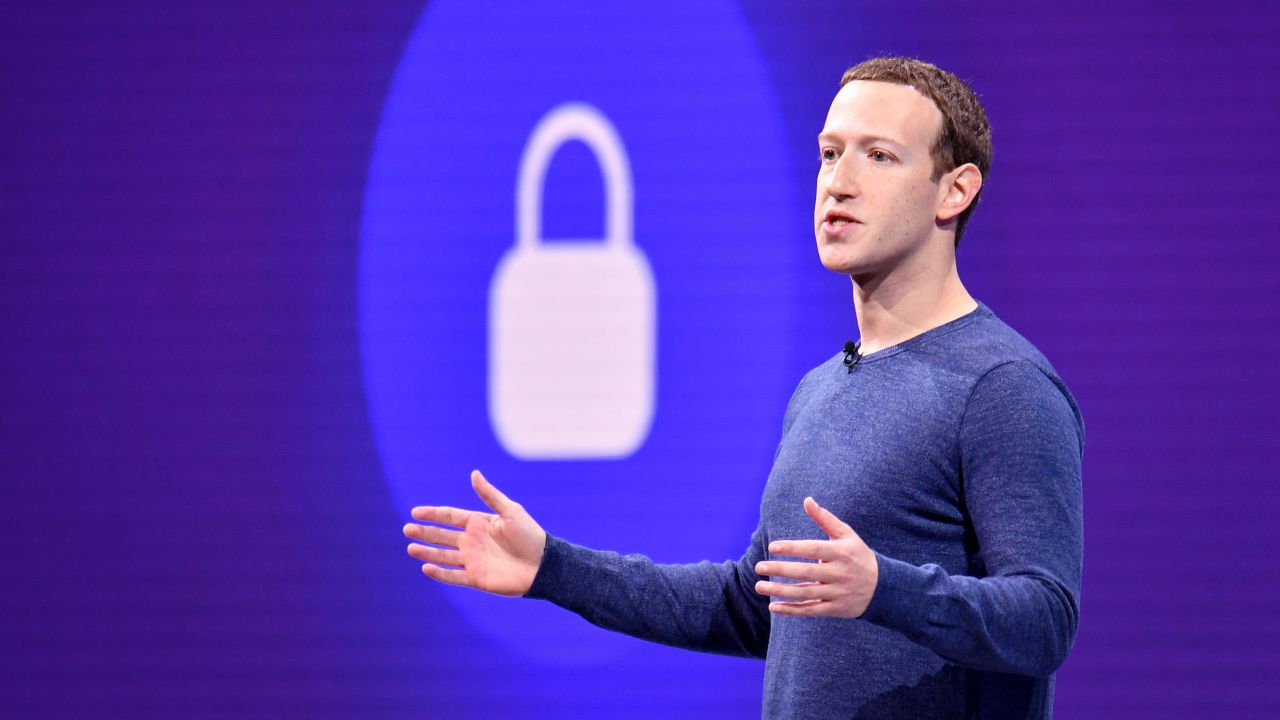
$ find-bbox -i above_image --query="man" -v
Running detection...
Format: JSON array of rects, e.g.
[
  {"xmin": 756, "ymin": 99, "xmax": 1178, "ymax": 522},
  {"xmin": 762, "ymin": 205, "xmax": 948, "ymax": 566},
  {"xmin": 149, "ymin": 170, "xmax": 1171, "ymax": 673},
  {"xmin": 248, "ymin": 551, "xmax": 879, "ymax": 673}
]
[{"xmin": 403, "ymin": 56, "xmax": 1084, "ymax": 719}]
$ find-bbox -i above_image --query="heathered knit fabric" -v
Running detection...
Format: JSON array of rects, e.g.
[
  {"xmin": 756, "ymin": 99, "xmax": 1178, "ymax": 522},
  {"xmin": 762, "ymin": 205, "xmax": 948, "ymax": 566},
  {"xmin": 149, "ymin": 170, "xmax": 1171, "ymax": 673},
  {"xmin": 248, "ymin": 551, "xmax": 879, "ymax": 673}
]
[{"xmin": 525, "ymin": 301, "xmax": 1084, "ymax": 719}]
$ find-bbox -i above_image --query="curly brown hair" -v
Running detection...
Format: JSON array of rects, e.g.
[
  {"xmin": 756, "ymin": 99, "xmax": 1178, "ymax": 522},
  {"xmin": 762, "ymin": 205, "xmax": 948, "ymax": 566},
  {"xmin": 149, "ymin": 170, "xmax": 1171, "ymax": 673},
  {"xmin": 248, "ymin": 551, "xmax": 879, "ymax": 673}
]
[{"xmin": 841, "ymin": 57, "xmax": 992, "ymax": 246}]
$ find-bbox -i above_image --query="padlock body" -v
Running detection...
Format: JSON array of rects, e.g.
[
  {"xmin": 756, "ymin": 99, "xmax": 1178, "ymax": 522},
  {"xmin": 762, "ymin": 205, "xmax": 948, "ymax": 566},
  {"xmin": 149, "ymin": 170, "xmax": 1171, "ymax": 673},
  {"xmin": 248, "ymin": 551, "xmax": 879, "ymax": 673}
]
[{"xmin": 489, "ymin": 243, "xmax": 656, "ymax": 459}]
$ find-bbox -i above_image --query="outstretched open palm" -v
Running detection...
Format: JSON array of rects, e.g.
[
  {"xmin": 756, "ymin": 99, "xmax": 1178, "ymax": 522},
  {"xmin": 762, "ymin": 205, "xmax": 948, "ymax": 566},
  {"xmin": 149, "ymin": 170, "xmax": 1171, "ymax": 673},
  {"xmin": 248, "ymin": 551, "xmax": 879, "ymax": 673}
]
[{"xmin": 403, "ymin": 470, "xmax": 547, "ymax": 597}]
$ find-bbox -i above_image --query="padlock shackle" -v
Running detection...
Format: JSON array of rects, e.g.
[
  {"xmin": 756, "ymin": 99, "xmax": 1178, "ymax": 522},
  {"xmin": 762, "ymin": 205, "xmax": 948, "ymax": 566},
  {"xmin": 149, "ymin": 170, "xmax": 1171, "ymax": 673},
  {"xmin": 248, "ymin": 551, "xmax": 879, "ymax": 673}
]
[{"xmin": 517, "ymin": 103, "xmax": 632, "ymax": 251}]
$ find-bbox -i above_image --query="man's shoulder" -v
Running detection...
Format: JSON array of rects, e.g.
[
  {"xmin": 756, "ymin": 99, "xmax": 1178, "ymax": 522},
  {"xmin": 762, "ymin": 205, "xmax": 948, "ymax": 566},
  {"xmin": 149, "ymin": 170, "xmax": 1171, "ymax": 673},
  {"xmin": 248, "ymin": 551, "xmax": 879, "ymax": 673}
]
[
  {"xmin": 939, "ymin": 303, "xmax": 1063, "ymax": 381},
  {"xmin": 953, "ymin": 305, "xmax": 1084, "ymax": 438},
  {"xmin": 895, "ymin": 302, "xmax": 1081, "ymax": 425}
]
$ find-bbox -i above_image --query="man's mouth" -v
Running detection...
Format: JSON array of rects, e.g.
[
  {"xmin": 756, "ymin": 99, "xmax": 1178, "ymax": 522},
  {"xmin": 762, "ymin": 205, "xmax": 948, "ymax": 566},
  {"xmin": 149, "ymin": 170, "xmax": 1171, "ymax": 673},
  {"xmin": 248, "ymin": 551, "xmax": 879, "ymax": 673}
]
[{"xmin": 822, "ymin": 209, "xmax": 860, "ymax": 231}]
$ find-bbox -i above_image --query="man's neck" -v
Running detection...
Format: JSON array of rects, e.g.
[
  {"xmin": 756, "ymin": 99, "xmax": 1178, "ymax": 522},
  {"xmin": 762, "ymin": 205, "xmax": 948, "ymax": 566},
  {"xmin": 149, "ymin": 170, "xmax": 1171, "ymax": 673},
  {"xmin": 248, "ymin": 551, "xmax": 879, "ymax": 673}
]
[{"xmin": 850, "ymin": 256, "xmax": 977, "ymax": 355}]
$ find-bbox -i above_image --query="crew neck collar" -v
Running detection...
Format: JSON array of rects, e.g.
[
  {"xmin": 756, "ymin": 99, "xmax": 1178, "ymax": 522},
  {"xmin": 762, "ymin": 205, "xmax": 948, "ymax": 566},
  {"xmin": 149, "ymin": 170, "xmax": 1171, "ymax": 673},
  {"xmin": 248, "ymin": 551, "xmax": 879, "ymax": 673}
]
[{"xmin": 852, "ymin": 301, "xmax": 990, "ymax": 364}]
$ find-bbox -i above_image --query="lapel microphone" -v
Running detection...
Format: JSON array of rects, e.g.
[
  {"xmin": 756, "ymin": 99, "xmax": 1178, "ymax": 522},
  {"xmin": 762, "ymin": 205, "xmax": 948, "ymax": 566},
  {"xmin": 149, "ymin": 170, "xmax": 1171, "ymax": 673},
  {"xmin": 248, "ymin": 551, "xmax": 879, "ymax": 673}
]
[{"xmin": 843, "ymin": 340, "xmax": 862, "ymax": 373}]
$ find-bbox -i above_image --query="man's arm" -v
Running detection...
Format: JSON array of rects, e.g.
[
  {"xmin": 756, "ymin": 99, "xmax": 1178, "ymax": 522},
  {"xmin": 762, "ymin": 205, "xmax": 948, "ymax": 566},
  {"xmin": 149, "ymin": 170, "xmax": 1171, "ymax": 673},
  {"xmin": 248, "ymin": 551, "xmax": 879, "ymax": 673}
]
[
  {"xmin": 756, "ymin": 360, "xmax": 1084, "ymax": 677},
  {"xmin": 404, "ymin": 470, "xmax": 772, "ymax": 660},
  {"xmin": 863, "ymin": 360, "xmax": 1084, "ymax": 676},
  {"xmin": 523, "ymin": 521, "xmax": 772, "ymax": 659}
]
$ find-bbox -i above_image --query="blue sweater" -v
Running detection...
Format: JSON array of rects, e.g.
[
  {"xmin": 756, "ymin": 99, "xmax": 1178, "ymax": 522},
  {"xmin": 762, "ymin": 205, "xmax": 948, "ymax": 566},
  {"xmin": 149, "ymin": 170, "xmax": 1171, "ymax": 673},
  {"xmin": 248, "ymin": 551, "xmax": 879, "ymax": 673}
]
[{"xmin": 526, "ymin": 302, "xmax": 1084, "ymax": 719}]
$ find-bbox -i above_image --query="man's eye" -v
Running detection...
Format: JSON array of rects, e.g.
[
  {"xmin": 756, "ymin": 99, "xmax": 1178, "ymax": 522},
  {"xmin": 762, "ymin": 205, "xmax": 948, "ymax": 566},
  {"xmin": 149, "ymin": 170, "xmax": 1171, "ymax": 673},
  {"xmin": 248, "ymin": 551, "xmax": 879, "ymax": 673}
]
[
  {"xmin": 820, "ymin": 148, "xmax": 837, "ymax": 162},
  {"xmin": 870, "ymin": 150, "xmax": 892, "ymax": 162}
]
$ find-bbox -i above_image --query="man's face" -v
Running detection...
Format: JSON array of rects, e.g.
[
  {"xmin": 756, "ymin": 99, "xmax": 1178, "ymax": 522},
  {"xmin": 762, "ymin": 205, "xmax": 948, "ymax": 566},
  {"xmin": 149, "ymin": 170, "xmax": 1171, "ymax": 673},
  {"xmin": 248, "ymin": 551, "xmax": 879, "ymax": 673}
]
[{"xmin": 814, "ymin": 80, "xmax": 950, "ymax": 279}]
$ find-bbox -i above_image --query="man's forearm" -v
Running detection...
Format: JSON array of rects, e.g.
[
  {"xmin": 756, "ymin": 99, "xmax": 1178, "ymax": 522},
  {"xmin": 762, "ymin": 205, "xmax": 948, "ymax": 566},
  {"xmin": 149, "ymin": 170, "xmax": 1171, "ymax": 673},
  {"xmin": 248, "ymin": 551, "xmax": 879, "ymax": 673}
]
[{"xmin": 525, "ymin": 532, "xmax": 771, "ymax": 659}]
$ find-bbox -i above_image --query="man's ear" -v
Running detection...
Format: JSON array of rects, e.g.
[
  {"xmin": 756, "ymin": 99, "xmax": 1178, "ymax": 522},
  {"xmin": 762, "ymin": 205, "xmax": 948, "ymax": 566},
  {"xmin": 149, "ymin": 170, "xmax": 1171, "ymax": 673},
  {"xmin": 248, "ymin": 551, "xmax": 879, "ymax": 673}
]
[{"xmin": 936, "ymin": 163, "xmax": 983, "ymax": 223}]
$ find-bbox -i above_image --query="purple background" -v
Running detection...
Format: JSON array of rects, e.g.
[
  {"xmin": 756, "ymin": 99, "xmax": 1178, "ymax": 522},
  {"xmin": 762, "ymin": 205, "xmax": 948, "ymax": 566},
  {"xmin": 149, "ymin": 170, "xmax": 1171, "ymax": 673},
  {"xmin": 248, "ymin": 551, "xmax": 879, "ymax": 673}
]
[{"xmin": 3, "ymin": 1, "xmax": 1279, "ymax": 717}]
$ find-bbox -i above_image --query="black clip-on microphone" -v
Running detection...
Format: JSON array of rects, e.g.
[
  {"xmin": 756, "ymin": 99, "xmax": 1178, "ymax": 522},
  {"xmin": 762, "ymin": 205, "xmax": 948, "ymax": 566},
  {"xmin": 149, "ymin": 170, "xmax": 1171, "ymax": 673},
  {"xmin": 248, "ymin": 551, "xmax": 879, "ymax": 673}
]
[{"xmin": 843, "ymin": 340, "xmax": 862, "ymax": 373}]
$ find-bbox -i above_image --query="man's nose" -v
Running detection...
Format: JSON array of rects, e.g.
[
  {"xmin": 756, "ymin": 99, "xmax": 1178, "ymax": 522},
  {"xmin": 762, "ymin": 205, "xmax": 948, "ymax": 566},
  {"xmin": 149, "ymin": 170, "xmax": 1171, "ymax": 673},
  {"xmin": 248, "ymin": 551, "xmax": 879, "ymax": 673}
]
[{"xmin": 823, "ymin": 155, "xmax": 859, "ymax": 199}]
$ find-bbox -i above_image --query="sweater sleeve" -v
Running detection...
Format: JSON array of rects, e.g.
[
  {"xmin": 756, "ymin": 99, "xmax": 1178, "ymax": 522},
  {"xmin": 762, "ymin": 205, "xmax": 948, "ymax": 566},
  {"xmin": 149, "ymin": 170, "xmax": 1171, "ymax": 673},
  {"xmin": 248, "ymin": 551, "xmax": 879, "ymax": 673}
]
[
  {"xmin": 860, "ymin": 360, "xmax": 1084, "ymax": 677},
  {"xmin": 522, "ymin": 517, "xmax": 772, "ymax": 659}
]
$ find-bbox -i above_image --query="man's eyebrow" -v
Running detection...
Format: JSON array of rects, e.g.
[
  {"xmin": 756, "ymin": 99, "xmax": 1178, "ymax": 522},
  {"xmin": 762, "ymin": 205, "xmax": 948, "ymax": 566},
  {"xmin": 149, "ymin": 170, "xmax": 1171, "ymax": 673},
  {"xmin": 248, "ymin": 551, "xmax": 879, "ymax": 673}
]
[{"xmin": 817, "ymin": 132, "xmax": 908, "ymax": 150}]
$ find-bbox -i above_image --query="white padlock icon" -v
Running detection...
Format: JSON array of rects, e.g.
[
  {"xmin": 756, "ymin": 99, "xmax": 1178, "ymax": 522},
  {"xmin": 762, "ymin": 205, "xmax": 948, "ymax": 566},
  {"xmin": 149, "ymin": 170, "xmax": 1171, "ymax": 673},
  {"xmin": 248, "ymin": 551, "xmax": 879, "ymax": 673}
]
[{"xmin": 488, "ymin": 103, "xmax": 657, "ymax": 460}]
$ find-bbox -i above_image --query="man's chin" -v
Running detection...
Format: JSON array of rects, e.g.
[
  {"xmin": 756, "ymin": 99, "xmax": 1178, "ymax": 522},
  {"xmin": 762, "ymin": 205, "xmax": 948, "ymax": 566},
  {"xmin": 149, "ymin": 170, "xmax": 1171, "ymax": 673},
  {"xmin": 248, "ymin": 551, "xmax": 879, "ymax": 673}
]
[{"xmin": 817, "ymin": 253, "xmax": 864, "ymax": 276}]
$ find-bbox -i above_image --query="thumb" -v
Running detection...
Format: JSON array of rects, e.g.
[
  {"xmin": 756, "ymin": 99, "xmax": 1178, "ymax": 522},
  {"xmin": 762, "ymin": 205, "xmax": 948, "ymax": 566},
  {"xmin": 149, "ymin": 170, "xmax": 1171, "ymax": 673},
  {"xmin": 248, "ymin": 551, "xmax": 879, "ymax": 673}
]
[
  {"xmin": 804, "ymin": 496, "xmax": 854, "ymax": 540},
  {"xmin": 472, "ymin": 469, "xmax": 518, "ymax": 515}
]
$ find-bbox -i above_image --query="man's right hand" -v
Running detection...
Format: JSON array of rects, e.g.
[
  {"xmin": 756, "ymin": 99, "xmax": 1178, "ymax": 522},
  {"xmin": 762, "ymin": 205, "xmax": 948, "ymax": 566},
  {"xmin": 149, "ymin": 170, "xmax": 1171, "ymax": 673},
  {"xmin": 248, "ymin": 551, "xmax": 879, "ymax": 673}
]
[{"xmin": 403, "ymin": 470, "xmax": 547, "ymax": 597}]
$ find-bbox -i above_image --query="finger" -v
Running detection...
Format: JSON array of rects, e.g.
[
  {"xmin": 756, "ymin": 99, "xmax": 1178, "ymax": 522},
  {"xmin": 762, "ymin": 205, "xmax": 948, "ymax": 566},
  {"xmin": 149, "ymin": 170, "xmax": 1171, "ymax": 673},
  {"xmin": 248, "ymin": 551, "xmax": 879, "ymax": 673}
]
[
  {"xmin": 410, "ymin": 505, "xmax": 475, "ymax": 528},
  {"xmin": 471, "ymin": 469, "xmax": 517, "ymax": 515},
  {"xmin": 421, "ymin": 563, "xmax": 472, "ymax": 587},
  {"xmin": 768, "ymin": 539, "xmax": 838, "ymax": 561},
  {"xmin": 754, "ymin": 579, "xmax": 832, "ymax": 602},
  {"xmin": 407, "ymin": 542, "xmax": 464, "ymax": 568},
  {"xmin": 804, "ymin": 497, "xmax": 853, "ymax": 540},
  {"xmin": 403, "ymin": 523, "xmax": 462, "ymax": 549},
  {"xmin": 755, "ymin": 559, "xmax": 833, "ymax": 583},
  {"xmin": 768, "ymin": 599, "xmax": 831, "ymax": 616}
]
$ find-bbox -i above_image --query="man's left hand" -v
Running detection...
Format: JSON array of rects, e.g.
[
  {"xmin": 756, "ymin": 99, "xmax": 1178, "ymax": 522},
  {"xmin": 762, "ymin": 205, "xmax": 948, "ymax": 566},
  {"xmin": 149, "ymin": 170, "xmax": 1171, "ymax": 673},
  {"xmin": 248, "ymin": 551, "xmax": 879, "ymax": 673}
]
[{"xmin": 754, "ymin": 496, "xmax": 879, "ymax": 618}]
